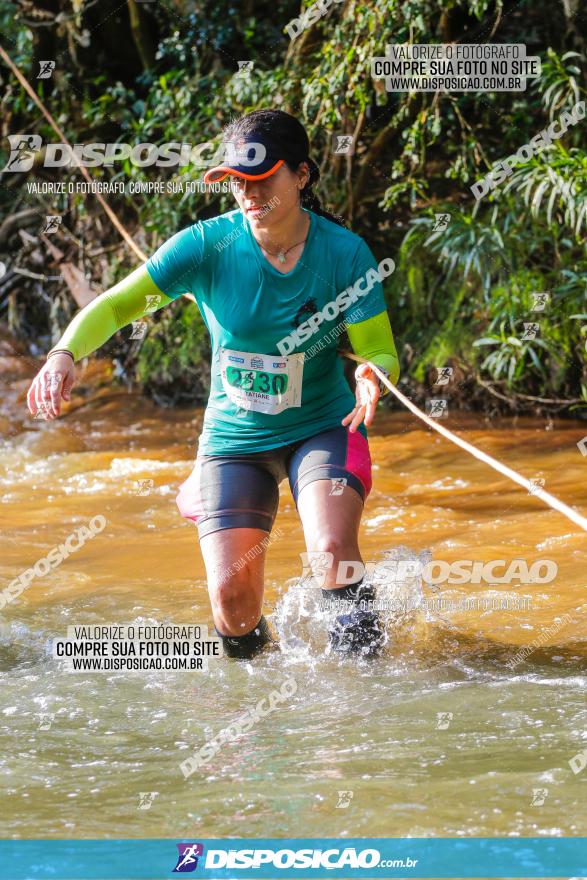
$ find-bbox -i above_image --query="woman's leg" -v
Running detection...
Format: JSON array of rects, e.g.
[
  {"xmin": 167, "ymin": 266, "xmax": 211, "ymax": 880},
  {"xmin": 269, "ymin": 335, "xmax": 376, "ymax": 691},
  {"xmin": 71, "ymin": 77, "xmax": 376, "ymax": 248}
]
[
  {"xmin": 176, "ymin": 452, "xmax": 283, "ymax": 657},
  {"xmin": 297, "ymin": 479, "xmax": 383, "ymax": 655},
  {"xmin": 199, "ymin": 525, "xmax": 278, "ymax": 658},
  {"xmin": 289, "ymin": 424, "xmax": 372, "ymax": 587},
  {"xmin": 289, "ymin": 426, "xmax": 384, "ymax": 655},
  {"xmin": 296, "ymin": 479, "xmax": 364, "ymax": 587},
  {"xmin": 199, "ymin": 527, "xmax": 267, "ymax": 637}
]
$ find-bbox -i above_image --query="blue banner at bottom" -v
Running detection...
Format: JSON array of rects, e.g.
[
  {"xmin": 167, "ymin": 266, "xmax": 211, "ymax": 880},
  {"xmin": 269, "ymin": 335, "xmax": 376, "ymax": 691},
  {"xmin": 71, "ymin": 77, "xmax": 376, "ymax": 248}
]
[{"xmin": 0, "ymin": 838, "xmax": 585, "ymax": 880}]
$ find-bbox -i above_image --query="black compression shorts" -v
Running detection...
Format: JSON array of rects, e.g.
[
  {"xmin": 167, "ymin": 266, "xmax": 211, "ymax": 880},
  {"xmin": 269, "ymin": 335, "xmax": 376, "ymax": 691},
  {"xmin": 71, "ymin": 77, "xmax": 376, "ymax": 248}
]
[{"xmin": 176, "ymin": 424, "xmax": 373, "ymax": 539}]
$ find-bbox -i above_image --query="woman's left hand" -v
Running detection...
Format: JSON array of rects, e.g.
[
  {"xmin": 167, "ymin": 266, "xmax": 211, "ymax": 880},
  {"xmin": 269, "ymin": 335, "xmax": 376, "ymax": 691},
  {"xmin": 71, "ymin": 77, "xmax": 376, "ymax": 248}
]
[{"xmin": 341, "ymin": 363, "xmax": 380, "ymax": 432}]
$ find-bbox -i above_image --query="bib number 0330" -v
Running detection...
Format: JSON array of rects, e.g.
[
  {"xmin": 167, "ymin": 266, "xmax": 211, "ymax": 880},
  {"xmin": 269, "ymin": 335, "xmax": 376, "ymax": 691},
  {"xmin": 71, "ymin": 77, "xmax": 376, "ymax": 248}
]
[{"xmin": 219, "ymin": 348, "xmax": 304, "ymax": 415}]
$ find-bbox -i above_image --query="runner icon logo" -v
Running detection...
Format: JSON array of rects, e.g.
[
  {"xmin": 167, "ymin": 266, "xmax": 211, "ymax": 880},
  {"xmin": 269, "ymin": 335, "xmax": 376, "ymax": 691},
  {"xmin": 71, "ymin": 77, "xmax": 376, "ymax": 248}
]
[
  {"xmin": 137, "ymin": 792, "xmax": 158, "ymax": 810},
  {"xmin": 41, "ymin": 215, "xmax": 62, "ymax": 234},
  {"xmin": 37, "ymin": 61, "xmax": 56, "ymax": 79},
  {"xmin": 433, "ymin": 213, "xmax": 451, "ymax": 231},
  {"xmin": 436, "ymin": 712, "xmax": 453, "ymax": 730},
  {"xmin": 173, "ymin": 843, "xmax": 204, "ymax": 873}
]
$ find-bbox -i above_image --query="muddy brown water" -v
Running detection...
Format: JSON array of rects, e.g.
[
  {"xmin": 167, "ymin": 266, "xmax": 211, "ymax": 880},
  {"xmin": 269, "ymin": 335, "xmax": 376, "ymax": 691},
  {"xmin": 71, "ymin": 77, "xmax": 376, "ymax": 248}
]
[{"xmin": 1, "ymin": 338, "xmax": 585, "ymax": 845}]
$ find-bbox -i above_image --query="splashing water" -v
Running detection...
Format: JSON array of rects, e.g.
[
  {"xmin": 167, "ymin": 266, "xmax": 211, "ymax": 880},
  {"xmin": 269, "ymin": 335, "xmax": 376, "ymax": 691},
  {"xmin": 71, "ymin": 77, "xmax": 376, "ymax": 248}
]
[
  {"xmin": 2, "ymin": 342, "xmax": 586, "ymax": 840},
  {"xmin": 271, "ymin": 545, "xmax": 433, "ymax": 661}
]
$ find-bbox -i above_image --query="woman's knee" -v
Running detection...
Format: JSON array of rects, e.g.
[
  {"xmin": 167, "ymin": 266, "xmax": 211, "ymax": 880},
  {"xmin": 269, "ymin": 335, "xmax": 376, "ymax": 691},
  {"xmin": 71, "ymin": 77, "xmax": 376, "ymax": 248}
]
[
  {"xmin": 213, "ymin": 568, "xmax": 253, "ymax": 606},
  {"xmin": 310, "ymin": 534, "xmax": 359, "ymax": 561},
  {"xmin": 208, "ymin": 564, "xmax": 262, "ymax": 630},
  {"xmin": 306, "ymin": 535, "xmax": 362, "ymax": 587}
]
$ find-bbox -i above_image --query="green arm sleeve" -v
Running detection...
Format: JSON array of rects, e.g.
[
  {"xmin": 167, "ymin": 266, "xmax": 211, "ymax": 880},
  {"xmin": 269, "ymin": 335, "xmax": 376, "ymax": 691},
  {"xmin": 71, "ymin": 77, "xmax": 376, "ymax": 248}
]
[
  {"xmin": 47, "ymin": 264, "xmax": 175, "ymax": 363},
  {"xmin": 346, "ymin": 310, "xmax": 400, "ymax": 385}
]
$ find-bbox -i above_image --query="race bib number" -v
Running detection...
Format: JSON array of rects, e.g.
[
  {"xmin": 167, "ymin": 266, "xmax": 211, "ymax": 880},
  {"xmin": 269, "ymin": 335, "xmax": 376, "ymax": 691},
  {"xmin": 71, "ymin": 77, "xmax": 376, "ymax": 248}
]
[{"xmin": 219, "ymin": 348, "xmax": 304, "ymax": 414}]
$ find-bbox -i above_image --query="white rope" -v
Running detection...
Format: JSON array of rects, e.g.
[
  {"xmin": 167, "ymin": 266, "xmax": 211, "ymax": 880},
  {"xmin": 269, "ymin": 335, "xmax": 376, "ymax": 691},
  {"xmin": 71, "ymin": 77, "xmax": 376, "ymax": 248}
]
[
  {"xmin": 6, "ymin": 47, "xmax": 584, "ymax": 534},
  {"xmin": 344, "ymin": 353, "xmax": 587, "ymax": 533}
]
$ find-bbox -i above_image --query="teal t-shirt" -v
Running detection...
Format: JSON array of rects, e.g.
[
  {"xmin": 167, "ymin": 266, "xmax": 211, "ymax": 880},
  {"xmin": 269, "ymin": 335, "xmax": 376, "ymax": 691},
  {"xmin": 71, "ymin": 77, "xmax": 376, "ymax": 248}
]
[{"xmin": 145, "ymin": 208, "xmax": 387, "ymax": 455}]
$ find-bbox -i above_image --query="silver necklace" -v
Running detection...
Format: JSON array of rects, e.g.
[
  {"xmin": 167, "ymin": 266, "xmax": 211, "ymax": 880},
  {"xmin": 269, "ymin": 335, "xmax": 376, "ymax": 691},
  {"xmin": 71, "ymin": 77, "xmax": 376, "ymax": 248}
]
[
  {"xmin": 258, "ymin": 237, "xmax": 307, "ymax": 264},
  {"xmin": 253, "ymin": 216, "xmax": 310, "ymax": 263}
]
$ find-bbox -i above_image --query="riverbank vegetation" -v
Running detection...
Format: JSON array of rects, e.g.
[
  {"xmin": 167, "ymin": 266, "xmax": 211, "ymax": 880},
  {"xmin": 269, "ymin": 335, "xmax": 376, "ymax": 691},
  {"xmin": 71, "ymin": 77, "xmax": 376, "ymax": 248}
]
[{"xmin": 1, "ymin": 0, "xmax": 585, "ymax": 415}]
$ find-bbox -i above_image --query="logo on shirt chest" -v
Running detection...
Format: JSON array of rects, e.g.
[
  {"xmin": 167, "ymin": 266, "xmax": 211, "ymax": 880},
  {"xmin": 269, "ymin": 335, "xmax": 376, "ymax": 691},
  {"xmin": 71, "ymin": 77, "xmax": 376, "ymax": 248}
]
[{"xmin": 291, "ymin": 297, "xmax": 319, "ymax": 329}]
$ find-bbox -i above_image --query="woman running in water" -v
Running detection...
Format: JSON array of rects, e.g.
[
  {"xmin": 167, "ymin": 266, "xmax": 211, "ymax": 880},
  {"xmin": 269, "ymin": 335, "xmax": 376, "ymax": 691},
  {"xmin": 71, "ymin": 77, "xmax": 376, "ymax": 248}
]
[{"xmin": 27, "ymin": 110, "xmax": 399, "ymax": 659}]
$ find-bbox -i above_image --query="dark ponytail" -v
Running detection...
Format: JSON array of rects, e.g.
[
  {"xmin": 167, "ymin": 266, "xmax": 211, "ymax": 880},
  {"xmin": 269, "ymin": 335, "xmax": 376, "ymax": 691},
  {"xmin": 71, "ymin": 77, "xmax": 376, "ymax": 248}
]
[
  {"xmin": 221, "ymin": 109, "xmax": 348, "ymax": 229},
  {"xmin": 298, "ymin": 156, "xmax": 348, "ymax": 228}
]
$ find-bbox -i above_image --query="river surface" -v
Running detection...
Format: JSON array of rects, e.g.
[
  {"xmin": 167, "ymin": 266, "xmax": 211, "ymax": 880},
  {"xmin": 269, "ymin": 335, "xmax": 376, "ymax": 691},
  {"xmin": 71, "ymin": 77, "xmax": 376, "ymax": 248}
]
[{"xmin": 1, "ymin": 335, "xmax": 586, "ymax": 846}]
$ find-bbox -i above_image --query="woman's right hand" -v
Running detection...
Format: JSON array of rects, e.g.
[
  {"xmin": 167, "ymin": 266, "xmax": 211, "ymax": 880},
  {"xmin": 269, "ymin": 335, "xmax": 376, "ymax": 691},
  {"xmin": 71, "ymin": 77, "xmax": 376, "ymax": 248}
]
[{"xmin": 27, "ymin": 353, "xmax": 76, "ymax": 420}]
